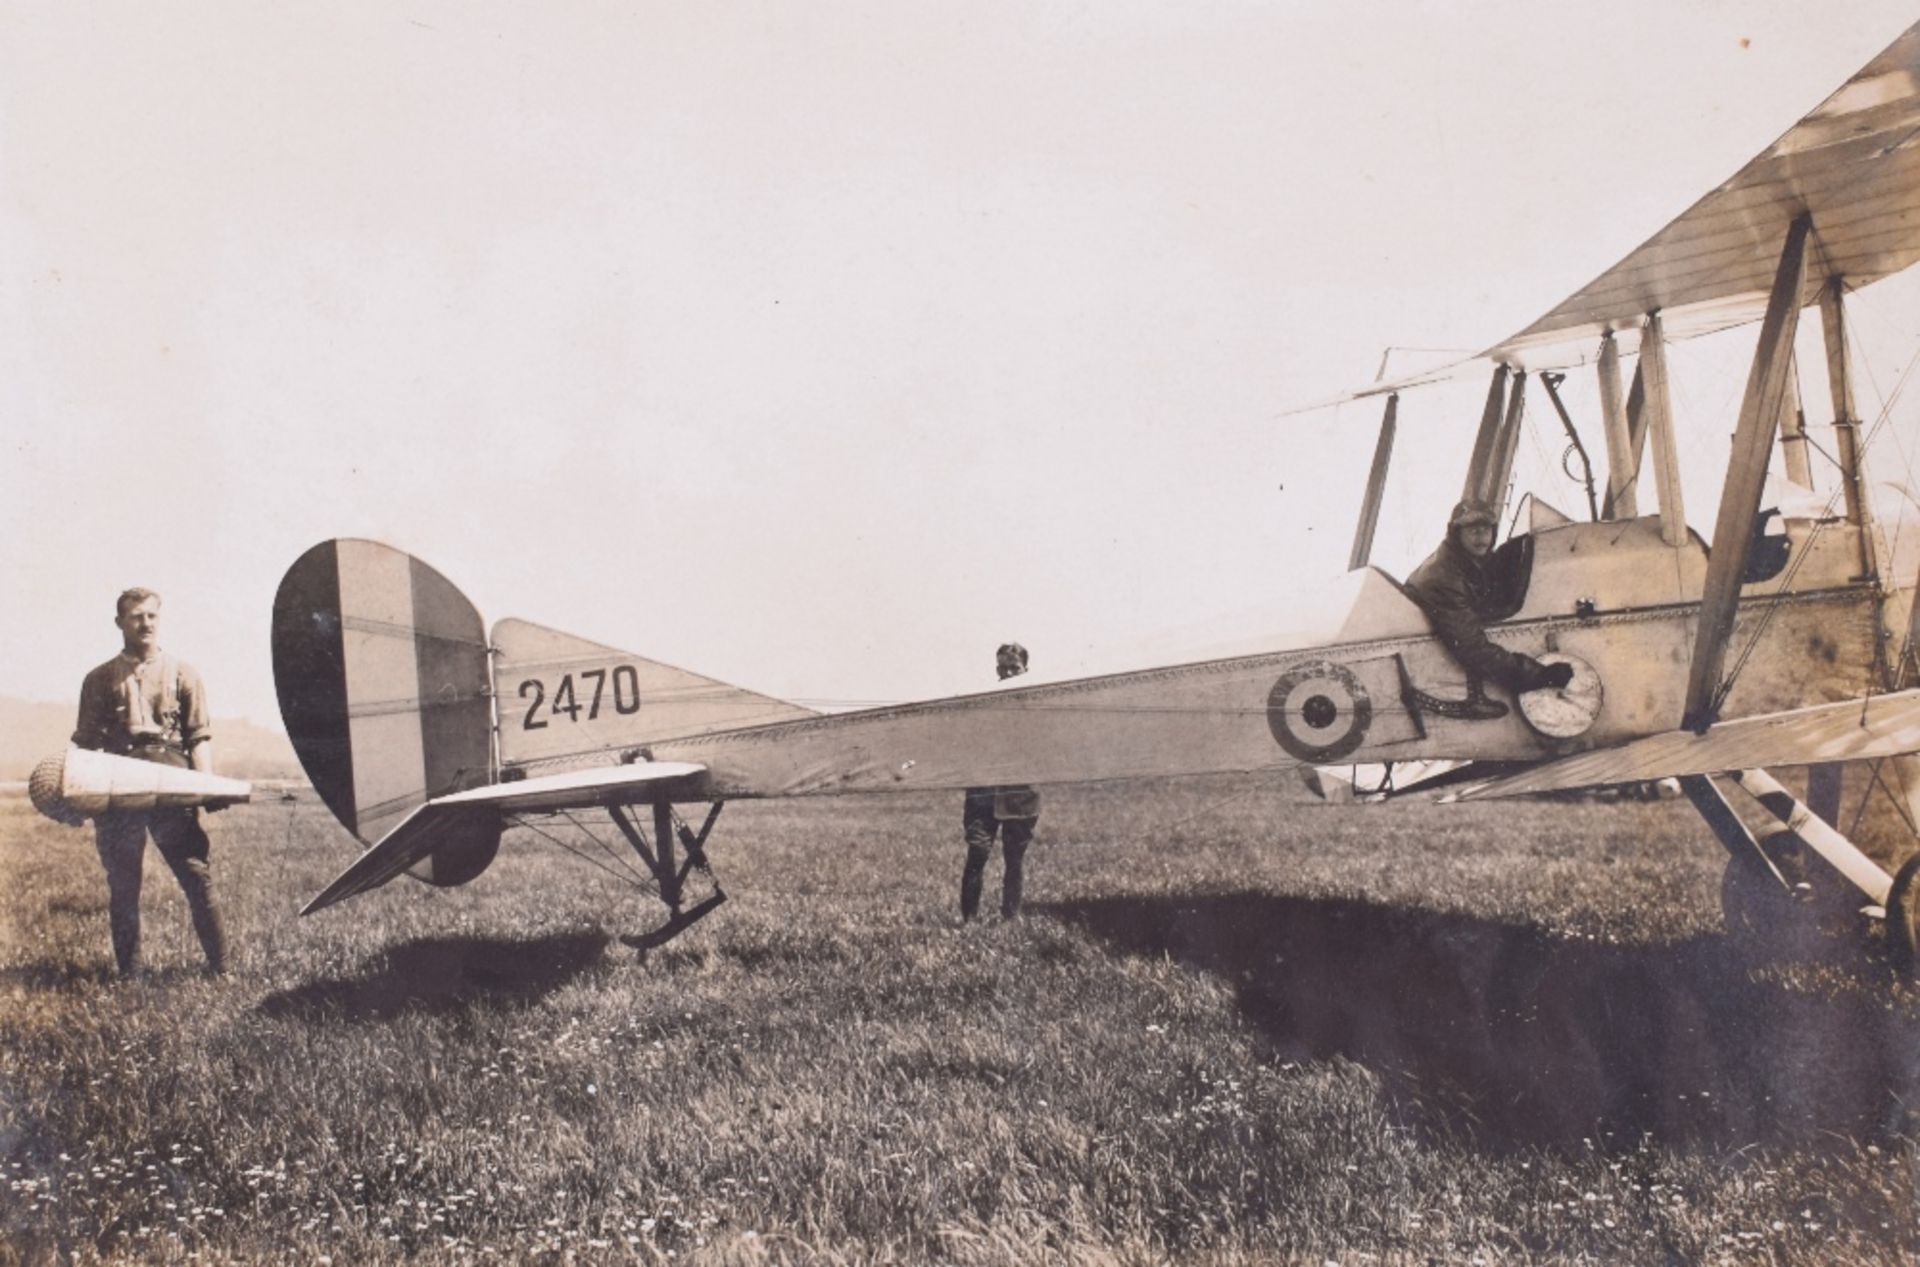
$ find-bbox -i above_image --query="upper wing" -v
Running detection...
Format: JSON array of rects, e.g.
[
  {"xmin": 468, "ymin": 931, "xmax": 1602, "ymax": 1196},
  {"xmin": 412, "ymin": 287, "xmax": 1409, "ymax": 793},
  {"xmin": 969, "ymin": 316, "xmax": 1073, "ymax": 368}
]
[
  {"xmin": 1318, "ymin": 21, "xmax": 1920, "ymax": 407},
  {"xmin": 1445, "ymin": 691, "xmax": 1920, "ymax": 802},
  {"xmin": 301, "ymin": 760, "xmax": 707, "ymax": 915},
  {"xmin": 1492, "ymin": 22, "xmax": 1920, "ymax": 371}
]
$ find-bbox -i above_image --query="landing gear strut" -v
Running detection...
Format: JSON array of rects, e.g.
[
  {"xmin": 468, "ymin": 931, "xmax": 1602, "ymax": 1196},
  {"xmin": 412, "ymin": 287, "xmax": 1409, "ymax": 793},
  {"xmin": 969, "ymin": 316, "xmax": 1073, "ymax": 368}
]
[
  {"xmin": 1689, "ymin": 770, "xmax": 1901, "ymax": 968},
  {"xmin": 1886, "ymin": 855, "xmax": 1920, "ymax": 973},
  {"xmin": 1719, "ymin": 829, "xmax": 1856, "ymax": 958},
  {"xmin": 610, "ymin": 801, "xmax": 727, "ymax": 951}
]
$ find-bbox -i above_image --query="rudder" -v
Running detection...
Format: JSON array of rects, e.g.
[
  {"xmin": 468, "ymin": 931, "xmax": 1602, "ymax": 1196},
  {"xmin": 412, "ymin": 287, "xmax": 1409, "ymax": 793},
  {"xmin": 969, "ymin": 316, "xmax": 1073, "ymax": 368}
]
[{"xmin": 272, "ymin": 539, "xmax": 501, "ymax": 886}]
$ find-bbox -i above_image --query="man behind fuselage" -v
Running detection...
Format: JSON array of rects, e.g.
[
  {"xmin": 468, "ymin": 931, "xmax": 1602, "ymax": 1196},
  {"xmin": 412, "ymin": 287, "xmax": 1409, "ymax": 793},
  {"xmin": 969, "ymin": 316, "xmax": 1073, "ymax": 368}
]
[
  {"xmin": 73, "ymin": 588, "xmax": 226, "ymax": 976},
  {"xmin": 960, "ymin": 643, "xmax": 1040, "ymax": 922},
  {"xmin": 1405, "ymin": 500, "xmax": 1572, "ymax": 704}
]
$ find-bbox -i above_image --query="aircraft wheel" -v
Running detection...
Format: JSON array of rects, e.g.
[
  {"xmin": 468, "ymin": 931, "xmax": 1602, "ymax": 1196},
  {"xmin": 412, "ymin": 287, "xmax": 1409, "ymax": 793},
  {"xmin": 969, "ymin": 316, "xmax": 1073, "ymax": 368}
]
[
  {"xmin": 1721, "ymin": 829, "xmax": 1855, "ymax": 960},
  {"xmin": 1884, "ymin": 855, "xmax": 1920, "ymax": 976}
]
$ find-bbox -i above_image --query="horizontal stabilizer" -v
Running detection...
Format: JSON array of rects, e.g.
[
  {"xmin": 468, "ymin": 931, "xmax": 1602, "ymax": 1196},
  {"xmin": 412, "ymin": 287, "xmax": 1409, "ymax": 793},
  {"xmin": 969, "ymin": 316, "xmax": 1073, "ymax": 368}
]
[
  {"xmin": 1447, "ymin": 691, "xmax": 1920, "ymax": 801},
  {"xmin": 301, "ymin": 760, "xmax": 707, "ymax": 915},
  {"xmin": 429, "ymin": 760, "xmax": 707, "ymax": 815},
  {"xmin": 301, "ymin": 801, "xmax": 497, "ymax": 916}
]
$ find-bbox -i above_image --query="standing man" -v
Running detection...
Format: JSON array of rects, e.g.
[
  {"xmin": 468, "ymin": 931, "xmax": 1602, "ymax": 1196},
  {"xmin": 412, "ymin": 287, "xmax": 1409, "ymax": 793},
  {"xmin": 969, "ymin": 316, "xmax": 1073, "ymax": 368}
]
[
  {"xmin": 73, "ymin": 588, "xmax": 226, "ymax": 976},
  {"xmin": 960, "ymin": 642, "xmax": 1040, "ymax": 922}
]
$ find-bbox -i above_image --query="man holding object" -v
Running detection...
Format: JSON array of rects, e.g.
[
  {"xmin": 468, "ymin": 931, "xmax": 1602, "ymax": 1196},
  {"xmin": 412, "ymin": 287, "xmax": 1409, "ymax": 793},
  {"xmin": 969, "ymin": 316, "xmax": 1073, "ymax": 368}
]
[{"xmin": 73, "ymin": 588, "xmax": 227, "ymax": 976}]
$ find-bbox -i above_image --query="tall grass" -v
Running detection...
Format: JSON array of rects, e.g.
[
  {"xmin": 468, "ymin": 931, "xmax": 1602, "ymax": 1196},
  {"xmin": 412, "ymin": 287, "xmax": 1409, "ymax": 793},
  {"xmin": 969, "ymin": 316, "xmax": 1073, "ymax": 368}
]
[{"xmin": 4, "ymin": 773, "xmax": 1919, "ymax": 1263}]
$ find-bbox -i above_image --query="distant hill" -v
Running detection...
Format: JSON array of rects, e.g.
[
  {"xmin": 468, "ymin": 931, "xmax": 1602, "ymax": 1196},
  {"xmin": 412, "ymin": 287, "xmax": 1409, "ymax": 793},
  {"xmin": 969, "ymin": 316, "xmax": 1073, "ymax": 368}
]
[{"xmin": 0, "ymin": 696, "xmax": 306, "ymax": 782}]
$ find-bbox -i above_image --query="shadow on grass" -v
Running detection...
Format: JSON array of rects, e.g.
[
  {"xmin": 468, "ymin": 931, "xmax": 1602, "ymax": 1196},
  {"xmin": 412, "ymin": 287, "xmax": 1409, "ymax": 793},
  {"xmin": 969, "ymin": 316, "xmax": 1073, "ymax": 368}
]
[
  {"xmin": 257, "ymin": 932, "xmax": 610, "ymax": 1021},
  {"xmin": 1044, "ymin": 893, "xmax": 1920, "ymax": 1153},
  {"xmin": 0, "ymin": 959, "xmax": 123, "ymax": 990}
]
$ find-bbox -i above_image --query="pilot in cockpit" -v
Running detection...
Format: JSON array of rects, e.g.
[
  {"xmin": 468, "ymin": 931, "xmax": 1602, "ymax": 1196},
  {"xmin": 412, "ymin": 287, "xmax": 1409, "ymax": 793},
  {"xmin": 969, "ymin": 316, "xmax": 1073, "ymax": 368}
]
[{"xmin": 1405, "ymin": 500, "xmax": 1572, "ymax": 705}]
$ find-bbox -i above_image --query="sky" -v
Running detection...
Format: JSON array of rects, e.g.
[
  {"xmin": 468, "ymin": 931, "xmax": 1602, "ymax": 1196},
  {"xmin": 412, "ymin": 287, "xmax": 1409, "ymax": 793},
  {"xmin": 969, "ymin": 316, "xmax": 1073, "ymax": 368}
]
[{"xmin": 4, "ymin": 1, "xmax": 1919, "ymax": 729}]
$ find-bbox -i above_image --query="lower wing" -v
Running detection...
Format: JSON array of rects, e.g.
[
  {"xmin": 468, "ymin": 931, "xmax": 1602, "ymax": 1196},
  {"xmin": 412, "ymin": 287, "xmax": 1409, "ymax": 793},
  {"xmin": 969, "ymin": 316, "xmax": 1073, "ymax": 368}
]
[{"xmin": 1446, "ymin": 691, "xmax": 1920, "ymax": 801}]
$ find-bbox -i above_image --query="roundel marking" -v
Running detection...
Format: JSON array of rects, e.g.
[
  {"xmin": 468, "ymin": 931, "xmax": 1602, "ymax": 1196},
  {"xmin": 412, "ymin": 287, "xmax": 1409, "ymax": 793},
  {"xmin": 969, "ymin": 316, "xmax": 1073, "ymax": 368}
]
[{"xmin": 1266, "ymin": 660, "xmax": 1373, "ymax": 763}]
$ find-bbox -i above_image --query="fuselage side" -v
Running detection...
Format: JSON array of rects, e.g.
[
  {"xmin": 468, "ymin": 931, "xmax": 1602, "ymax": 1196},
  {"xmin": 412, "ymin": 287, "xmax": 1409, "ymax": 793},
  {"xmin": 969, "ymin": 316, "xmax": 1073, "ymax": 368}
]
[{"xmin": 641, "ymin": 512, "xmax": 1897, "ymax": 799}]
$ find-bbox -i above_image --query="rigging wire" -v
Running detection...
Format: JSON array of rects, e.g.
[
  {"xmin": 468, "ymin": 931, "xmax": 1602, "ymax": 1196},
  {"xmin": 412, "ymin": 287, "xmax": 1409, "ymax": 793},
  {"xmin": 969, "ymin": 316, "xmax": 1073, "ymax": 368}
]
[
  {"xmin": 1709, "ymin": 337, "xmax": 1920, "ymax": 719},
  {"xmin": 1842, "ymin": 278, "xmax": 1920, "ymax": 630},
  {"xmin": 1515, "ymin": 399, "xmax": 1558, "ymax": 510},
  {"xmin": 1851, "ymin": 757, "xmax": 1920, "ymax": 839},
  {"xmin": 1712, "ymin": 479, "xmax": 1856, "ymax": 720},
  {"xmin": 556, "ymin": 807, "xmax": 653, "ymax": 886},
  {"xmin": 1701, "ymin": 271, "xmax": 1918, "ymax": 711},
  {"xmin": 511, "ymin": 815, "xmax": 657, "ymax": 895}
]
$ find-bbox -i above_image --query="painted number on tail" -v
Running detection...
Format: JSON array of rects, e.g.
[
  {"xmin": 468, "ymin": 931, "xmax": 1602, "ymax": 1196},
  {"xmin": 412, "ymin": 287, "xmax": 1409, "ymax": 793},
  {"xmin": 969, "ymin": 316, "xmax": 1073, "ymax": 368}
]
[{"xmin": 518, "ymin": 666, "xmax": 642, "ymax": 730}]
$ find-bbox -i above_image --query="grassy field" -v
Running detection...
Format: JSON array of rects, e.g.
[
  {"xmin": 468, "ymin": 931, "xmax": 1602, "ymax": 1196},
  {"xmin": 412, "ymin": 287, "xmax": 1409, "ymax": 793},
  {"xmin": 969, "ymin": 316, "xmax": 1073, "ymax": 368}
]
[{"xmin": 4, "ymin": 772, "xmax": 1920, "ymax": 1264}]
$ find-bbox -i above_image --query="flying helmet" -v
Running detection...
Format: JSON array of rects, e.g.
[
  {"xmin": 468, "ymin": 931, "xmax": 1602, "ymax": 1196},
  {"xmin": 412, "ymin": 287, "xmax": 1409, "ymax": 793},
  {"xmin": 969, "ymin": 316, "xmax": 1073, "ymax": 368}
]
[{"xmin": 1448, "ymin": 499, "xmax": 1498, "ymax": 530}]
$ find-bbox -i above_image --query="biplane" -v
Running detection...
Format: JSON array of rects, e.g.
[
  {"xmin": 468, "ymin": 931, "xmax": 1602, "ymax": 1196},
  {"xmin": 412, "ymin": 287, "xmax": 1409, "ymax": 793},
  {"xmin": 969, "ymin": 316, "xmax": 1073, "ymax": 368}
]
[{"xmin": 274, "ymin": 23, "xmax": 1920, "ymax": 964}]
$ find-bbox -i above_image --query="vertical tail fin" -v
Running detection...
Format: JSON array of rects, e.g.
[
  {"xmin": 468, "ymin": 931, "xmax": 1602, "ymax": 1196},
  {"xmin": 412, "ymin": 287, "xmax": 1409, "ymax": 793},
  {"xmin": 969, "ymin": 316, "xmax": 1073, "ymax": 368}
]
[
  {"xmin": 273, "ymin": 539, "xmax": 819, "ymax": 890},
  {"xmin": 491, "ymin": 618, "xmax": 816, "ymax": 772},
  {"xmin": 272, "ymin": 539, "xmax": 501, "ymax": 886}
]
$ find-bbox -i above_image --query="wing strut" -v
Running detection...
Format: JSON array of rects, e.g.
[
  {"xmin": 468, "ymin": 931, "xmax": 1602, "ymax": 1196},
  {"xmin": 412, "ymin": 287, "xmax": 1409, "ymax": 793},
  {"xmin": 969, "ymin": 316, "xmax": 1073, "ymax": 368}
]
[
  {"xmin": 1599, "ymin": 355, "xmax": 1648, "ymax": 520},
  {"xmin": 1487, "ymin": 371, "xmax": 1529, "ymax": 519},
  {"xmin": 1680, "ymin": 774, "xmax": 1786, "ymax": 886},
  {"xmin": 1596, "ymin": 333, "xmax": 1637, "ymax": 519},
  {"xmin": 1461, "ymin": 366, "xmax": 1511, "ymax": 503},
  {"xmin": 1682, "ymin": 215, "xmax": 1813, "ymax": 733},
  {"xmin": 1725, "ymin": 767, "xmax": 1893, "ymax": 906},
  {"xmin": 1821, "ymin": 278, "xmax": 1880, "ymax": 582},
  {"xmin": 1778, "ymin": 351, "xmax": 1814, "ymax": 490},
  {"xmin": 1348, "ymin": 393, "xmax": 1398, "ymax": 569},
  {"xmin": 1640, "ymin": 312, "xmax": 1688, "ymax": 547}
]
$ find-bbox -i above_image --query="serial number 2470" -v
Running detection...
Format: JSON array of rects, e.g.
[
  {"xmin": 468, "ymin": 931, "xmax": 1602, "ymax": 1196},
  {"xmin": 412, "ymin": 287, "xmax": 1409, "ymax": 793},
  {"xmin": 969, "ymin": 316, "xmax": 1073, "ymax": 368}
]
[{"xmin": 518, "ymin": 666, "xmax": 642, "ymax": 730}]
